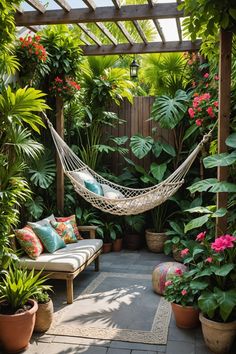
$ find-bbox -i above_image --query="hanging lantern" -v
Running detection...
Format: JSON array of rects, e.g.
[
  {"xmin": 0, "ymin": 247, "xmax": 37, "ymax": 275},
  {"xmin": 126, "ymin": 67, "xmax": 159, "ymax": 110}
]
[{"xmin": 130, "ymin": 59, "xmax": 139, "ymax": 78}]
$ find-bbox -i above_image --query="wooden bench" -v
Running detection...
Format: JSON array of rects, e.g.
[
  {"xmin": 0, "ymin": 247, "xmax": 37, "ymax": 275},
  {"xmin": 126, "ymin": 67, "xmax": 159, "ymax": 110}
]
[{"xmin": 18, "ymin": 226, "xmax": 103, "ymax": 304}]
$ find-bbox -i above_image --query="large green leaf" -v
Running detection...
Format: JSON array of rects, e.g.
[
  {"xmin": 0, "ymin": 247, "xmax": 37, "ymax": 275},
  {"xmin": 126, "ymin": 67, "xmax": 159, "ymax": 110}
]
[
  {"xmin": 150, "ymin": 162, "xmax": 167, "ymax": 182},
  {"xmin": 150, "ymin": 89, "xmax": 189, "ymax": 129},
  {"xmin": 203, "ymin": 151, "xmax": 236, "ymax": 168},
  {"xmin": 152, "ymin": 141, "xmax": 162, "ymax": 158},
  {"xmin": 130, "ymin": 134, "xmax": 154, "ymax": 159},
  {"xmin": 215, "ymin": 288, "xmax": 236, "ymax": 322},
  {"xmin": 184, "ymin": 214, "xmax": 209, "ymax": 233},
  {"xmin": 183, "ymin": 124, "xmax": 198, "ymax": 141},
  {"xmin": 161, "ymin": 142, "xmax": 176, "ymax": 156},
  {"xmin": 211, "ymin": 264, "xmax": 235, "ymax": 277},
  {"xmin": 211, "ymin": 208, "xmax": 227, "ymax": 218},
  {"xmin": 209, "ymin": 182, "xmax": 236, "ymax": 193},
  {"xmin": 198, "ymin": 291, "xmax": 218, "ymax": 319},
  {"xmin": 29, "ymin": 154, "xmax": 56, "ymax": 189},
  {"xmin": 188, "ymin": 178, "xmax": 218, "ymax": 193},
  {"xmin": 226, "ymin": 133, "xmax": 236, "ymax": 148},
  {"xmin": 185, "ymin": 206, "xmax": 212, "ymax": 214}
]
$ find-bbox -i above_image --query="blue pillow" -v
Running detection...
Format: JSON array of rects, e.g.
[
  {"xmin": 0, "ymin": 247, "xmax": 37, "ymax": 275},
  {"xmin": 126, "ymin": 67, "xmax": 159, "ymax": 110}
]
[
  {"xmin": 31, "ymin": 224, "xmax": 66, "ymax": 253},
  {"xmin": 84, "ymin": 180, "xmax": 104, "ymax": 196}
]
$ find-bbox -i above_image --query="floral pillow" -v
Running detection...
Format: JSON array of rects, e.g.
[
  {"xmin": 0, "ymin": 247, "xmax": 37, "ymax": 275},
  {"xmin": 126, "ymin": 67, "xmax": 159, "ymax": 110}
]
[
  {"xmin": 55, "ymin": 215, "xmax": 83, "ymax": 240},
  {"xmin": 50, "ymin": 220, "xmax": 78, "ymax": 244},
  {"xmin": 15, "ymin": 226, "xmax": 44, "ymax": 259}
]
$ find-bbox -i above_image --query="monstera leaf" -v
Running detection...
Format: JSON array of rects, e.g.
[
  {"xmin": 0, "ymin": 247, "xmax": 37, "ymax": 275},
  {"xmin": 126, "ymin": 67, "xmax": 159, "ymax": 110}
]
[
  {"xmin": 150, "ymin": 89, "xmax": 189, "ymax": 129},
  {"xmin": 130, "ymin": 134, "xmax": 154, "ymax": 159}
]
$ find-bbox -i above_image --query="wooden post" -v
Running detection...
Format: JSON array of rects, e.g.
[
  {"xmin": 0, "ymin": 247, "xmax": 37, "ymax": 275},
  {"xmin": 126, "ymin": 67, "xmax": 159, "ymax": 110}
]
[
  {"xmin": 56, "ymin": 95, "xmax": 64, "ymax": 214},
  {"xmin": 216, "ymin": 30, "xmax": 232, "ymax": 236}
]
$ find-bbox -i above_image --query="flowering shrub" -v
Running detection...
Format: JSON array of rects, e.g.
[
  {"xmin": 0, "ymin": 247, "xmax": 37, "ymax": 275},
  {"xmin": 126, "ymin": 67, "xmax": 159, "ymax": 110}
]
[
  {"xmin": 49, "ymin": 76, "xmax": 81, "ymax": 100},
  {"xmin": 181, "ymin": 231, "xmax": 236, "ymax": 322},
  {"xmin": 164, "ymin": 268, "xmax": 200, "ymax": 307},
  {"xmin": 18, "ymin": 35, "xmax": 47, "ymax": 63},
  {"xmin": 188, "ymin": 92, "xmax": 218, "ymax": 127}
]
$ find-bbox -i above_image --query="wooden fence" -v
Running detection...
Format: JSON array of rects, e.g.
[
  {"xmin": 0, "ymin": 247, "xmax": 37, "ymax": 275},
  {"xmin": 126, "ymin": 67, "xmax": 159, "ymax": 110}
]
[{"xmin": 106, "ymin": 96, "xmax": 173, "ymax": 174}]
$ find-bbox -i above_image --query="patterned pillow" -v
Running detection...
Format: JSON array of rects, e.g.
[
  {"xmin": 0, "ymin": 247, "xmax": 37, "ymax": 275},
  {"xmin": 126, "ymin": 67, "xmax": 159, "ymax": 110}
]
[
  {"xmin": 55, "ymin": 215, "xmax": 83, "ymax": 240},
  {"xmin": 15, "ymin": 226, "xmax": 44, "ymax": 259},
  {"xmin": 31, "ymin": 224, "xmax": 66, "ymax": 253},
  {"xmin": 28, "ymin": 214, "xmax": 56, "ymax": 228},
  {"xmin": 50, "ymin": 220, "xmax": 77, "ymax": 244}
]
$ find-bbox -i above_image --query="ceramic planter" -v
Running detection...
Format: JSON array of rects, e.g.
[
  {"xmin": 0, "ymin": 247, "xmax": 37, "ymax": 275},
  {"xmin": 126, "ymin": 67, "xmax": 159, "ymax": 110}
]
[
  {"xmin": 102, "ymin": 242, "xmax": 112, "ymax": 253},
  {"xmin": 199, "ymin": 312, "xmax": 236, "ymax": 354},
  {"xmin": 0, "ymin": 299, "xmax": 38, "ymax": 353},
  {"xmin": 145, "ymin": 229, "xmax": 167, "ymax": 253},
  {"xmin": 112, "ymin": 238, "xmax": 123, "ymax": 252},
  {"xmin": 171, "ymin": 302, "xmax": 200, "ymax": 329},
  {"xmin": 34, "ymin": 299, "xmax": 54, "ymax": 333}
]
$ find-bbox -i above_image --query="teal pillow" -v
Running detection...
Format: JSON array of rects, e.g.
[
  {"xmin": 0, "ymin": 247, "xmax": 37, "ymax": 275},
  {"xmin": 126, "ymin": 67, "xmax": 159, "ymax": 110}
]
[
  {"xmin": 31, "ymin": 224, "xmax": 66, "ymax": 253},
  {"xmin": 84, "ymin": 180, "xmax": 104, "ymax": 196}
]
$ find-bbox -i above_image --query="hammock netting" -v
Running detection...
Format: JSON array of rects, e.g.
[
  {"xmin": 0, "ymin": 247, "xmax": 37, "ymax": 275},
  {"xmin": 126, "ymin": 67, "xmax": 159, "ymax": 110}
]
[{"xmin": 46, "ymin": 115, "xmax": 211, "ymax": 216}]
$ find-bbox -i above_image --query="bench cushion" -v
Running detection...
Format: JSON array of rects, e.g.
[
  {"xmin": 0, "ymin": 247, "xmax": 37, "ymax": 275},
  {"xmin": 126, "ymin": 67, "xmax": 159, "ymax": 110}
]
[{"xmin": 19, "ymin": 239, "xmax": 103, "ymax": 272}]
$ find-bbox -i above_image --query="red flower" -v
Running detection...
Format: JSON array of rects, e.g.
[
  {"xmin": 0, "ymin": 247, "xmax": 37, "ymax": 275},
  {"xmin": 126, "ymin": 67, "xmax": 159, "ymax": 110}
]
[
  {"xmin": 211, "ymin": 235, "xmax": 236, "ymax": 252},
  {"xmin": 195, "ymin": 119, "xmax": 203, "ymax": 126},
  {"xmin": 181, "ymin": 248, "xmax": 189, "ymax": 257},
  {"xmin": 188, "ymin": 107, "xmax": 195, "ymax": 118},
  {"xmin": 214, "ymin": 75, "xmax": 219, "ymax": 80},
  {"xmin": 175, "ymin": 268, "xmax": 183, "ymax": 276},
  {"xmin": 205, "ymin": 257, "xmax": 213, "ymax": 263},
  {"xmin": 213, "ymin": 101, "xmax": 218, "ymax": 107},
  {"xmin": 196, "ymin": 231, "xmax": 206, "ymax": 241},
  {"xmin": 204, "ymin": 73, "xmax": 209, "ymax": 78},
  {"xmin": 206, "ymin": 106, "xmax": 215, "ymax": 117},
  {"xmin": 181, "ymin": 289, "xmax": 187, "ymax": 296}
]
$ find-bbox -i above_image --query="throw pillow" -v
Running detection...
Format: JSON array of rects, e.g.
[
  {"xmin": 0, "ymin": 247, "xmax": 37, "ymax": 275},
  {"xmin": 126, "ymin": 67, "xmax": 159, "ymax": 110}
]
[
  {"xmin": 27, "ymin": 214, "xmax": 56, "ymax": 228},
  {"xmin": 84, "ymin": 180, "xmax": 104, "ymax": 196},
  {"xmin": 31, "ymin": 224, "xmax": 66, "ymax": 253},
  {"xmin": 101, "ymin": 184, "xmax": 124, "ymax": 199},
  {"xmin": 70, "ymin": 169, "xmax": 95, "ymax": 185},
  {"xmin": 50, "ymin": 220, "xmax": 77, "ymax": 244},
  {"xmin": 55, "ymin": 215, "xmax": 83, "ymax": 240},
  {"xmin": 15, "ymin": 226, "xmax": 44, "ymax": 260}
]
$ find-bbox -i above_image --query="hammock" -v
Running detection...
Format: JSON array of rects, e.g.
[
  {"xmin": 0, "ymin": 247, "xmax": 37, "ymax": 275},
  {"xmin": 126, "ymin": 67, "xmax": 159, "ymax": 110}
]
[{"xmin": 45, "ymin": 114, "xmax": 212, "ymax": 215}]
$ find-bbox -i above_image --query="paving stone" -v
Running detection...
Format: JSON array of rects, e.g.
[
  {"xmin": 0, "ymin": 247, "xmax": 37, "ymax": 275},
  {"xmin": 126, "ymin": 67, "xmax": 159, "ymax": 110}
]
[
  {"xmin": 53, "ymin": 335, "xmax": 110, "ymax": 346},
  {"xmin": 167, "ymin": 325, "xmax": 196, "ymax": 343},
  {"xmin": 77, "ymin": 345, "xmax": 108, "ymax": 353},
  {"xmin": 195, "ymin": 343, "xmax": 214, "ymax": 354},
  {"xmin": 23, "ymin": 342, "xmax": 49, "ymax": 354},
  {"xmin": 166, "ymin": 340, "xmax": 195, "ymax": 354},
  {"xmin": 107, "ymin": 348, "xmax": 130, "ymax": 354},
  {"xmin": 33, "ymin": 334, "xmax": 55, "ymax": 343},
  {"xmin": 131, "ymin": 350, "xmax": 158, "ymax": 354},
  {"xmin": 110, "ymin": 341, "xmax": 161, "ymax": 351}
]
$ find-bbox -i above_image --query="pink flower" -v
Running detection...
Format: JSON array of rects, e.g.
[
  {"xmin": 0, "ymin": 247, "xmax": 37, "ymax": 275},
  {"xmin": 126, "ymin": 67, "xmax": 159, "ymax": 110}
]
[
  {"xmin": 175, "ymin": 268, "xmax": 183, "ymax": 276},
  {"xmin": 181, "ymin": 248, "xmax": 189, "ymax": 257},
  {"xmin": 196, "ymin": 231, "xmax": 206, "ymax": 241},
  {"xmin": 195, "ymin": 119, "xmax": 203, "ymax": 126},
  {"xmin": 214, "ymin": 75, "xmax": 219, "ymax": 80},
  {"xmin": 204, "ymin": 73, "xmax": 209, "ymax": 78},
  {"xmin": 206, "ymin": 106, "xmax": 215, "ymax": 117},
  {"xmin": 205, "ymin": 257, "xmax": 213, "ymax": 263},
  {"xmin": 213, "ymin": 101, "xmax": 218, "ymax": 107},
  {"xmin": 181, "ymin": 289, "xmax": 187, "ymax": 295},
  {"xmin": 188, "ymin": 107, "xmax": 195, "ymax": 118},
  {"xmin": 211, "ymin": 235, "xmax": 236, "ymax": 252},
  {"xmin": 165, "ymin": 280, "xmax": 172, "ymax": 287}
]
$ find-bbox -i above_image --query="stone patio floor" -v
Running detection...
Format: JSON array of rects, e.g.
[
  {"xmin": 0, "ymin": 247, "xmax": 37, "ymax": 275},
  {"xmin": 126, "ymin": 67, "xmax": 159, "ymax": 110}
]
[{"xmin": 20, "ymin": 249, "xmax": 235, "ymax": 354}]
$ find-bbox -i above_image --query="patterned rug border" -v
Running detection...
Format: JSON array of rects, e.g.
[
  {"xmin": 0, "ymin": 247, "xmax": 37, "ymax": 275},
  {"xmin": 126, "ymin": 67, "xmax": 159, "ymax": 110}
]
[{"xmin": 48, "ymin": 272, "xmax": 171, "ymax": 344}]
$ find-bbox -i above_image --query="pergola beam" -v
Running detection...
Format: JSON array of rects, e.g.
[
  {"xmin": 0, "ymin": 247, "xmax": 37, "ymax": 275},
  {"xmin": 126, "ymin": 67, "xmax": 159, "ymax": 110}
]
[
  {"xmin": 133, "ymin": 20, "xmax": 148, "ymax": 44},
  {"xmin": 15, "ymin": 4, "xmax": 183, "ymax": 26},
  {"xmin": 96, "ymin": 23, "xmax": 118, "ymax": 45},
  {"xmin": 54, "ymin": 0, "xmax": 71, "ymax": 12},
  {"xmin": 111, "ymin": 0, "xmax": 121, "ymax": 9},
  {"xmin": 153, "ymin": 19, "xmax": 166, "ymax": 43},
  {"xmin": 81, "ymin": 40, "xmax": 201, "ymax": 56},
  {"xmin": 25, "ymin": 0, "xmax": 46, "ymax": 14},
  {"xmin": 77, "ymin": 23, "xmax": 102, "ymax": 46},
  {"xmin": 82, "ymin": 0, "xmax": 96, "ymax": 11},
  {"xmin": 116, "ymin": 22, "xmax": 134, "ymax": 45}
]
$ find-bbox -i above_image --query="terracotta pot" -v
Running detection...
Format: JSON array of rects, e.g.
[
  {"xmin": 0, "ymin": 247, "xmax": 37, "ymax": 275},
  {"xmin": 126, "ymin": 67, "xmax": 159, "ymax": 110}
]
[
  {"xmin": 112, "ymin": 238, "xmax": 123, "ymax": 252},
  {"xmin": 125, "ymin": 233, "xmax": 143, "ymax": 250},
  {"xmin": 102, "ymin": 243, "xmax": 112, "ymax": 253},
  {"xmin": 199, "ymin": 312, "xmax": 236, "ymax": 354},
  {"xmin": 145, "ymin": 229, "xmax": 167, "ymax": 253},
  {"xmin": 34, "ymin": 299, "xmax": 54, "ymax": 333},
  {"xmin": 171, "ymin": 302, "xmax": 200, "ymax": 329},
  {"xmin": 0, "ymin": 299, "xmax": 38, "ymax": 353}
]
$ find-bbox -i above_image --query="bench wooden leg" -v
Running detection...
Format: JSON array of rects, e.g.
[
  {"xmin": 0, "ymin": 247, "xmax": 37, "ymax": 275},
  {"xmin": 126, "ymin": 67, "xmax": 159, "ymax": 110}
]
[
  {"xmin": 95, "ymin": 256, "xmax": 100, "ymax": 272},
  {"xmin": 66, "ymin": 278, "xmax": 73, "ymax": 304}
]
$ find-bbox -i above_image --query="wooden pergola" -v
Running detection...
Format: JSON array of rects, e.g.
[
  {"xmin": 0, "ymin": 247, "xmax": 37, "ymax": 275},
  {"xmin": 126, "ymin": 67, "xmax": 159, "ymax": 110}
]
[{"xmin": 15, "ymin": 0, "xmax": 232, "ymax": 234}]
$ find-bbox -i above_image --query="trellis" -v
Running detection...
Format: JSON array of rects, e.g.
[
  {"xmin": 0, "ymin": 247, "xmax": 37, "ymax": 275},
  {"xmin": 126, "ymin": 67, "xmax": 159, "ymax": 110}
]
[{"xmin": 14, "ymin": 0, "xmax": 232, "ymax": 234}]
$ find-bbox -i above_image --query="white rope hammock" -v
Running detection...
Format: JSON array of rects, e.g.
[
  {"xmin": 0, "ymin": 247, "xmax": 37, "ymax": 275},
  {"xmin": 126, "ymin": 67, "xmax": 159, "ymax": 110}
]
[{"xmin": 45, "ymin": 114, "xmax": 212, "ymax": 215}]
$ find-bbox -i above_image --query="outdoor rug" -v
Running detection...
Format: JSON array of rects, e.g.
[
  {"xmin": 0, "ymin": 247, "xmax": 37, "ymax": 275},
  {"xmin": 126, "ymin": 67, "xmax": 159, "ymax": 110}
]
[{"xmin": 48, "ymin": 272, "xmax": 171, "ymax": 344}]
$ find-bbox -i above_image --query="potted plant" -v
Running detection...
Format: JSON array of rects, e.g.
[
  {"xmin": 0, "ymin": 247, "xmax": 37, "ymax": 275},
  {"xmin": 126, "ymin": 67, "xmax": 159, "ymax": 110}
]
[
  {"xmin": 95, "ymin": 219, "xmax": 122, "ymax": 253},
  {"xmin": 164, "ymin": 220, "xmax": 186, "ymax": 261},
  {"xmin": 0, "ymin": 265, "xmax": 51, "ymax": 353},
  {"xmin": 124, "ymin": 214, "xmax": 145, "ymax": 250},
  {"xmin": 164, "ymin": 268, "xmax": 200, "ymax": 329},
  {"xmin": 145, "ymin": 204, "xmax": 168, "ymax": 253},
  {"xmin": 33, "ymin": 290, "xmax": 53, "ymax": 333},
  {"xmin": 182, "ymin": 231, "xmax": 236, "ymax": 354}
]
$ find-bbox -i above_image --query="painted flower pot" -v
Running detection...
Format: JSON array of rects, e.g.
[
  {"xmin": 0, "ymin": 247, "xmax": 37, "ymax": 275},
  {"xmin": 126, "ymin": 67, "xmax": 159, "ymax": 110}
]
[
  {"xmin": 199, "ymin": 313, "xmax": 236, "ymax": 354},
  {"xmin": 0, "ymin": 299, "xmax": 38, "ymax": 353},
  {"xmin": 171, "ymin": 302, "xmax": 200, "ymax": 329}
]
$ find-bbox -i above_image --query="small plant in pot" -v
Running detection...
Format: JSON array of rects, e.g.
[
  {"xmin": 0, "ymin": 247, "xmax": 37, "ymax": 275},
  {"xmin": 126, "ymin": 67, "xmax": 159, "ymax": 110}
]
[
  {"xmin": 124, "ymin": 214, "xmax": 145, "ymax": 250},
  {"xmin": 183, "ymin": 231, "xmax": 236, "ymax": 354},
  {"xmin": 0, "ymin": 265, "xmax": 50, "ymax": 353},
  {"xmin": 164, "ymin": 268, "xmax": 200, "ymax": 329},
  {"xmin": 145, "ymin": 204, "xmax": 169, "ymax": 253},
  {"xmin": 33, "ymin": 289, "xmax": 53, "ymax": 333},
  {"xmin": 95, "ymin": 219, "xmax": 122, "ymax": 253}
]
